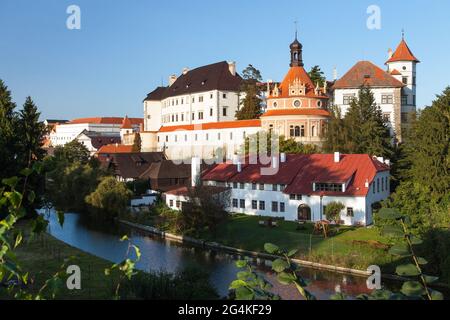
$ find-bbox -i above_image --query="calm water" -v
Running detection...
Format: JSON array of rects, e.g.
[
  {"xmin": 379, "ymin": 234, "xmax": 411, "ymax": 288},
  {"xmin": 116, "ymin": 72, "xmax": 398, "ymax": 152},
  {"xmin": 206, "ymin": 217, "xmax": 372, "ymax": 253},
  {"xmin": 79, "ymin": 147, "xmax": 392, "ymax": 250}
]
[{"xmin": 44, "ymin": 210, "xmax": 397, "ymax": 299}]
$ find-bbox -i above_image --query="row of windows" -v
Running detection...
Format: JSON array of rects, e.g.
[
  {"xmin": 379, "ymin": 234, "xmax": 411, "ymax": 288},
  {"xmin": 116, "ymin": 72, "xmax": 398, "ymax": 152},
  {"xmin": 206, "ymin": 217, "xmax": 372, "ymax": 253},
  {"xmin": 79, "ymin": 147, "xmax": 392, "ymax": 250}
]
[
  {"xmin": 169, "ymin": 199, "xmax": 183, "ymax": 208},
  {"xmin": 232, "ymin": 199, "xmax": 285, "ymax": 213},
  {"xmin": 315, "ymin": 183, "xmax": 343, "ymax": 192},
  {"xmin": 162, "ymin": 107, "xmax": 228, "ymax": 124},
  {"xmin": 373, "ymin": 176, "xmax": 389, "ymax": 194},
  {"xmin": 159, "ymin": 131, "xmax": 246, "ymax": 143},
  {"xmin": 162, "ymin": 93, "xmax": 228, "ymax": 108},
  {"xmin": 231, "ymin": 182, "xmax": 286, "ymax": 191},
  {"xmin": 343, "ymin": 94, "xmax": 416, "ymax": 106}
]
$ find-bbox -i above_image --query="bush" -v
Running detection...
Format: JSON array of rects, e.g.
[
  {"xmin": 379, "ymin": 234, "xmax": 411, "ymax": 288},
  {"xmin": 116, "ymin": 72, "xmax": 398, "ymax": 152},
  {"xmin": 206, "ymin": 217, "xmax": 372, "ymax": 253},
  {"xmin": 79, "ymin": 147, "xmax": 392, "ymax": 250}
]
[{"xmin": 324, "ymin": 201, "xmax": 345, "ymax": 222}]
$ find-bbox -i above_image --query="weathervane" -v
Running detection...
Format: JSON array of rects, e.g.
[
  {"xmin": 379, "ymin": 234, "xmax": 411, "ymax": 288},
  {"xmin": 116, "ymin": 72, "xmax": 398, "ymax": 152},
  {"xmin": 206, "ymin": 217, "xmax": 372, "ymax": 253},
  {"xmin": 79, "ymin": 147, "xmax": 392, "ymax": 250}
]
[{"xmin": 294, "ymin": 19, "xmax": 298, "ymax": 39}]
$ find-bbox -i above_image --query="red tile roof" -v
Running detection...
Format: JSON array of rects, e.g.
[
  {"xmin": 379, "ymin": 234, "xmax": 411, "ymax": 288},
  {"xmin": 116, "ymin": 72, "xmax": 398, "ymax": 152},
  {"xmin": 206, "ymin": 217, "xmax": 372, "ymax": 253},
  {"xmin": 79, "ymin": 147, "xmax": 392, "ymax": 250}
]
[
  {"xmin": 333, "ymin": 61, "xmax": 405, "ymax": 89},
  {"xmin": 270, "ymin": 66, "xmax": 327, "ymax": 99},
  {"xmin": 121, "ymin": 116, "xmax": 133, "ymax": 129},
  {"xmin": 165, "ymin": 185, "xmax": 229, "ymax": 196},
  {"xmin": 159, "ymin": 119, "xmax": 261, "ymax": 132},
  {"xmin": 202, "ymin": 154, "xmax": 389, "ymax": 197},
  {"xmin": 261, "ymin": 109, "xmax": 330, "ymax": 117},
  {"xmin": 386, "ymin": 39, "xmax": 420, "ymax": 64},
  {"xmin": 97, "ymin": 144, "xmax": 133, "ymax": 154},
  {"xmin": 68, "ymin": 117, "xmax": 143, "ymax": 125},
  {"xmin": 390, "ymin": 69, "xmax": 402, "ymax": 76}
]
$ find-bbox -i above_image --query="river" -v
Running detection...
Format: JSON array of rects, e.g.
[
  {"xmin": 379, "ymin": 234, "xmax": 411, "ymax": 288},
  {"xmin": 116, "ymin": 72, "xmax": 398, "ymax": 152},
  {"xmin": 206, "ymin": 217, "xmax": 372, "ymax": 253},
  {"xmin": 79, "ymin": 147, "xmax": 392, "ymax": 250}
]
[{"xmin": 44, "ymin": 210, "xmax": 397, "ymax": 299}]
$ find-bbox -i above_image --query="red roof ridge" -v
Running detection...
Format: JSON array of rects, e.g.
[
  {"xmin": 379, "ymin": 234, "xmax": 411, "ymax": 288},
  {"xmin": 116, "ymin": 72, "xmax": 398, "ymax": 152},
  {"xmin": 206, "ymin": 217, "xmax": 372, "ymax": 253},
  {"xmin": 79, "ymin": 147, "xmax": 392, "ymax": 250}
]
[
  {"xmin": 386, "ymin": 39, "xmax": 420, "ymax": 64},
  {"xmin": 97, "ymin": 144, "xmax": 133, "ymax": 154}
]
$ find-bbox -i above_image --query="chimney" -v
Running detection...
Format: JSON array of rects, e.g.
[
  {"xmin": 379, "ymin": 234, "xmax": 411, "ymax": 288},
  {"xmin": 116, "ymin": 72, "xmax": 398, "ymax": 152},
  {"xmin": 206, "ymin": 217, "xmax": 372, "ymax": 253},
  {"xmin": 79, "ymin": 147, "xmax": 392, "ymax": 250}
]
[
  {"xmin": 388, "ymin": 48, "xmax": 393, "ymax": 59},
  {"xmin": 334, "ymin": 152, "xmax": 340, "ymax": 163},
  {"xmin": 169, "ymin": 75, "xmax": 177, "ymax": 87},
  {"xmin": 182, "ymin": 67, "xmax": 189, "ymax": 75},
  {"xmin": 237, "ymin": 161, "xmax": 242, "ymax": 173},
  {"xmin": 191, "ymin": 157, "xmax": 201, "ymax": 187},
  {"xmin": 280, "ymin": 153, "xmax": 286, "ymax": 163},
  {"xmin": 228, "ymin": 61, "xmax": 236, "ymax": 76}
]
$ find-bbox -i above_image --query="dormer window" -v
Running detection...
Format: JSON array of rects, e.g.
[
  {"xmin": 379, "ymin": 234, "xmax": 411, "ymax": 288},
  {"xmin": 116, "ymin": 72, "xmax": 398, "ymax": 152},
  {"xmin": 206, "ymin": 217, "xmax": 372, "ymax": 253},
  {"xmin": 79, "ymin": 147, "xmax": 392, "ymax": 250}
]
[{"xmin": 315, "ymin": 183, "xmax": 343, "ymax": 192}]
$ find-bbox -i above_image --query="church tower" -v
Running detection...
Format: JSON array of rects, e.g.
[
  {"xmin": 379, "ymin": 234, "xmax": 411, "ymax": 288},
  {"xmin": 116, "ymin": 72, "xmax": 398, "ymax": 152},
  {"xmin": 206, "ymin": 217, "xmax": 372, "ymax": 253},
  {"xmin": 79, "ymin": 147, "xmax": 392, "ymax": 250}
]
[
  {"xmin": 386, "ymin": 34, "xmax": 420, "ymax": 115},
  {"xmin": 289, "ymin": 33, "xmax": 304, "ymax": 67}
]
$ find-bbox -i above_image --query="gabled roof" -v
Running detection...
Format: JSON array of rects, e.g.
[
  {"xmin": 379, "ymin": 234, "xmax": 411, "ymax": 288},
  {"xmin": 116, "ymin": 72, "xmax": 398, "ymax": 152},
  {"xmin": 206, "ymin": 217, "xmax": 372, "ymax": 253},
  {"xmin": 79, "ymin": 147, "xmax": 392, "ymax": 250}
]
[
  {"xmin": 144, "ymin": 61, "xmax": 242, "ymax": 101},
  {"xmin": 139, "ymin": 160, "xmax": 191, "ymax": 180},
  {"xmin": 97, "ymin": 144, "xmax": 134, "ymax": 154},
  {"xmin": 386, "ymin": 39, "xmax": 420, "ymax": 64},
  {"xmin": 333, "ymin": 61, "xmax": 405, "ymax": 89},
  {"xmin": 202, "ymin": 154, "xmax": 390, "ymax": 197},
  {"xmin": 121, "ymin": 116, "xmax": 133, "ymax": 129},
  {"xmin": 261, "ymin": 109, "xmax": 330, "ymax": 117},
  {"xmin": 159, "ymin": 119, "xmax": 261, "ymax": 132},
  {"xmin": 102, "ymin": 152, "xmax": 165, "ymax": 179},
  {"xmin": 271, "ymin": 66, "xmax": 327, "ymax": 99},
  {"xmin": 68, "ymin": 117, "xmax": 143, "ymax": 126}
]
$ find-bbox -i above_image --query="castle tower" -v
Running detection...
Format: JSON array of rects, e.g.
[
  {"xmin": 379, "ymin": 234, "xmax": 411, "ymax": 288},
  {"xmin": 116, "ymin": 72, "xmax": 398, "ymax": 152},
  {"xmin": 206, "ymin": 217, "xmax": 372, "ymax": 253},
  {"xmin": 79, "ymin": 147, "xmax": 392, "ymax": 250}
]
[
  {"xmin": 386, "ymin": 34, "xmax": 420, "ymax": 116},
  {"xmin": 120, "ymin": 116, "xmax": 133, "ymax": 142}
]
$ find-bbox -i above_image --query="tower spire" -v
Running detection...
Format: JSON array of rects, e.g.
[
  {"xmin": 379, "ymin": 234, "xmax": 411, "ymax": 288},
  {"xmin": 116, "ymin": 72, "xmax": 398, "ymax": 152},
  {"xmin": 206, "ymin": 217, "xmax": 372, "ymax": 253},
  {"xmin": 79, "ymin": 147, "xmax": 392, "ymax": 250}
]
[
  {"xmin": 402, "ymin": 28, "xmax": 405, "ymax": 40},
  {"xmin": 294, "ymin": 19, "xmax": 298, "ymax": 40},
  {"xmin": 289, "ymin": 21, "xmax": 303, "ymax": 67}
]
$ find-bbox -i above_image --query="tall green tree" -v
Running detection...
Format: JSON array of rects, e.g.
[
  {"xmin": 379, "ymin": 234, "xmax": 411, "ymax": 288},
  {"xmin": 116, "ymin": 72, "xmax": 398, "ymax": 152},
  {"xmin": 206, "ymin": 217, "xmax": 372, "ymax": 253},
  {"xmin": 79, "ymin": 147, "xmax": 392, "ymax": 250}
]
[
  {"xmin": 323, "ymin": 105, "xmax": 348, "ymax": 153},
  {"xmin": 308, "ymin": 65, "xmax": 326, "ymax": 87},
  {"xmin": 0, "ymin": 79, "xmax": 18, "ymax": 179},
  {"xmin": 132, "ymin": 133, "xmax": 141, "ymax": 152},
  {"xmin": 53, "ymin": 140, "xmax": 90, "ymax": 164},
  {"xmin": 235, "ymin": 65, "xmax": 263, "ymax": 120}
]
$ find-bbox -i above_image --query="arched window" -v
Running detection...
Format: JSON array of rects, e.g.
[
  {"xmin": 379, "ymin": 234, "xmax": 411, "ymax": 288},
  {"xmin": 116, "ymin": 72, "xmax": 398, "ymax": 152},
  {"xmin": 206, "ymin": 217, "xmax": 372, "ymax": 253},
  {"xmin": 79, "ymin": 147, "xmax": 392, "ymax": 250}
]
[
  {"xmin": 300, "ymin": 125, "xmax": 305, "ymax": 137},
  {"xmin": 290, "ymin": 126, "xmax": 295, "ymax": 137},
  {"xmin": 311, "ymin": 126, "xmax": 316, "ymax": 137},
  {"xmin": 294, "ymin": 126, "xmax": 300, "ymax": 137}
]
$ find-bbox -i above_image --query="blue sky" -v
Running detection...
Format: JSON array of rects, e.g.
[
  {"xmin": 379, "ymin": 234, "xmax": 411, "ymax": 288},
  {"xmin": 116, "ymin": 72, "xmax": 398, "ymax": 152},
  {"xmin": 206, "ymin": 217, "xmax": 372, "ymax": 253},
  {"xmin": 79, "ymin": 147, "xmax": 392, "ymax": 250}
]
[{"xmin": 1, "ymin": 0, "xmax": 448, "ymax": 120}]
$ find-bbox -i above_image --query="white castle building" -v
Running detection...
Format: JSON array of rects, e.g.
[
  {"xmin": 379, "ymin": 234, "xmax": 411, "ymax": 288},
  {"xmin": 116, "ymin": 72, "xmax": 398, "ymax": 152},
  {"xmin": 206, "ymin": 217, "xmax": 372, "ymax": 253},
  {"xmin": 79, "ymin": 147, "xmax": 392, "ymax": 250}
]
[{"xmin": 141, "ymin": 35, "xmax": 419, "ymax": 159}]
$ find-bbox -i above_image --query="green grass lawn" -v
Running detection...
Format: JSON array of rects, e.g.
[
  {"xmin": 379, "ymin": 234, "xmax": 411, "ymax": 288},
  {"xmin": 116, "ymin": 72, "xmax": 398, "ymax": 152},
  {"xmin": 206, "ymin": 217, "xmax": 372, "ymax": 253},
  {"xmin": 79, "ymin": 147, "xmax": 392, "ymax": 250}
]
[
  {"xmin": 198, "ymin": 215, "xmax": 400, "ymax": 271},
  {"xmin": 1, "ymin": 222, "xmax": 120, "ymax": 300}
]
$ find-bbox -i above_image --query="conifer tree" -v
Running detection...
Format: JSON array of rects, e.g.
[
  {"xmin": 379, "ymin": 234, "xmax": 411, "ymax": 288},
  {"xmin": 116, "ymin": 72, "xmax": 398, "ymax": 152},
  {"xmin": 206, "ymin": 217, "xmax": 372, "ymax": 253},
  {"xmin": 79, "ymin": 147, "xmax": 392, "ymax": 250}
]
[
  {"xmin": 132, "ymin": 133, "xmax": 142, "ymax": 152},
  {"xmin": 308, "ymin": 65, "xmax": 326, "ymax": 87},
  {"xmin": 0, "ymin": 79, "xmax": 18, "ymax": 179},
  {"xmin": 235, "ymin": 64, "xmax": 263, "ymax": 120},
  {"xmin": 323, "ymin": 105, "xmax": 348, "ymax": 153}
]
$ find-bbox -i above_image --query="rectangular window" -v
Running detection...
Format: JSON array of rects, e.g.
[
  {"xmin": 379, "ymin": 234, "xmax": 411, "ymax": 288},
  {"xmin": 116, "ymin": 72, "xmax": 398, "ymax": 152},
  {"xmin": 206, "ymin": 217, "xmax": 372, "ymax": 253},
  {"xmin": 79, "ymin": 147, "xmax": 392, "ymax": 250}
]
[
  {"xmin": 230, "ymin": 132, "xmax": 233, "ymax": 140},
  {"xmin": 210, "ymin": 93, "xmax": 213, "ymax": 99},
  {"xmin": 252, "ymin": 200, "xmax": 258, "ymax": 210},
  {"xmin": 176, "ymin": 200, "xmax": 181, "ymax": 208},
  {"xmin": 383, "ymin": 113, "xmax": 391, "ymax": 122},
  {"xmin": 413, "ymin": 76, "xmax": 416, "ymax": 85},
  {"xmin": 259, "ymin": 184, "xmax": 264, "ymax": 191},
  {"xmin": 315, "ymin": 183, "xmax": 343, "ymax": 192},
  {"xmin": 223, "ymin": 93, "xmax": 227, "ymax": 99},
  {"xmin": 174, "ymin": 135, "xmax": 177, "ymax": 142},
  {"xmin": 401, "ymin": 95, "xmax": 408, "ymax": 105},
  {"xmin": 296, "ymin": 194, "xmax": 302, "ymax": 200},
  {"xmin": 252, "ymin": 183, "xmax": 257, "ymax": 190},
  {"xmin": 381, "ymin": 95, "xmax": 393, "ymax": 104},
  {"xmin": 272, "ymin": 184, "xmax": 278, "ymax": 191},
  {"xmin": 232, "ymin": 199, "xmax": 238, "ymax": 208},
  {"xmin": 402, "ymin": 77, "xmax": 408, "ymax": 85},
  {"xmin": 239, "ymin": 199, "xmax": 245, "ymax": 209},
  {"xmin": 223, "ymin": 107, "xmax": 227, "ymax": 116},
  {"xmin": 290, "ymin": 125, "xmax": 294, "ymax": 137},
  {"xmin": 198, "ymin": 112, "xmax": 204, "ymax": 120},
  {"xmin": 377, "ymin": 178, "xmax": 380, "ymax": 193},
  {"xmin": 259, "ymin": 201, "xmax": 265, "ymax": 210},
  {"xmin": 195, "ymin": 134, "xmax": 198, "ymax": 141},
  {"xmin": 300, "ymin": 125, "xmax": 305, "ymax": 137},
  {"xmin": 289, "ymin": 194, "xmax": 296, "ymax": 200},
  {"xmin": 272, "ymin": 202, "xmax": 278, "ymax": 212},
  {"xmin": 181, "ymin": 114, "xmax": 184, "ymax": 122},
  {"xmin": 218, "ymin": 132, "xmax": 221, "ymax": 140},
  {"xmin": 347, "ymin": 207, "xmax": 354, "ymax": 217},
  {"xmin": 280, "ymin": 202, "xmax": 285, "ymax": 213},
  {"xmin": 169, "ymin": 200, "xmax": 173, "ymax": 207},
  {"xmin": 184, "ymin": 134, "xmax": 187, "ymax": 142},
  {"xmin": 165, "ymin": 135, "xmax": 168, "ymax": 142},
  {"xmin": 199, "ymin": 96, "xmax": 204, "ymax": 102},
  {"xmin": 233, "ymin": 182, "xmax": 238, "ymax": 189},
  {"xmin": 280, "ymin": 184, "xmax": 286, "ymax": 191},
  {"xmin": 205, "ymin": 133, "xmax": 209, "ymax": 140},
  {"xmin": 192, "ymin": 113, "xmax": 195, "ymax": 120},
  {"xmin": 210, "ymin": 108, "xmax": 213, "ymax": 117},
  {"xmin": 239, "ymin": 183, "xmax": 244, "ymax": 189}
]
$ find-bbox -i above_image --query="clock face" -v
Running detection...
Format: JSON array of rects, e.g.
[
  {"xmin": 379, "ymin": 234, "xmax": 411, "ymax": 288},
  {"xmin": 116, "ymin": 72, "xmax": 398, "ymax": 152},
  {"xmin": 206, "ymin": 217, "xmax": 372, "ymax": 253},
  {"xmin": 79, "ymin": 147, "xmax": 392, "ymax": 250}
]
[{"xmin": 293, "ymin": 100, "xmax": 301, "ymax": 108}]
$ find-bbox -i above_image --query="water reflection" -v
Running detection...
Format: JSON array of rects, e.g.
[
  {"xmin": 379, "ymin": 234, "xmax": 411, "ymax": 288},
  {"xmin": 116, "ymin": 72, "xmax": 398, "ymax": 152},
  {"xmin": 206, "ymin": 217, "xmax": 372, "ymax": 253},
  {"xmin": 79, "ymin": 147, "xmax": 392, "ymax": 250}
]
[{"xmin": 45, "ymin": 211, "xmax": 394, "ymax": 299}]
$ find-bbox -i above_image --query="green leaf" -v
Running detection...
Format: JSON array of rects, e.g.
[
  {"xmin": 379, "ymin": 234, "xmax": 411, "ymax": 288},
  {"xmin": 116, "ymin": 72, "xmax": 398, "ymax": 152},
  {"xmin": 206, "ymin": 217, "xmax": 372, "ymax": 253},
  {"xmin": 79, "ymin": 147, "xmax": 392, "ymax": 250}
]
[
  {"xmin": 277, "ymin": 272, "xmax": 296, "ymax": 285},
  {"xmin": 237, "ymin": 271, "xmax": 254, "ymax": 281},
  {"xmin": 120, "ymin": 235, "xmax": 129, "ymax": 241},
  {"xmin": 32, "ymin": 215, "xmax": 49, "ymax": 234},
  {"xmin": 235, "ymin": 286, "xmax": 254, "ymax": 300},
  {"xmin": 416, "ymin": 257, "xmax": 428, "ymax": 265},
  {"xmin": 264, "ymin": 243, "xmax": 279, "ymax": 254},
  {"xmin": 2, "ymin": 177, "xmax": 19, "ymax": 189},
  {"xmin": 370, "ymin": 289, "xmax": 393, "ymax": 300},
  {"xmin": 287, "ymin": 249, "xmax": 298, "ymax": 257},
  {"xmin": 27, "ymin": 190, "xmax": 35, "ymax": 204},
  {"xmin": 229, "ymin": 279, "xmax": 247, "ymax": 289},
  {"xmin": 409, "ymin": 236, "xmax": 423, "ymax": 245},
  {"xmin": 377, "ymin": 208, "xmax": 403, "ymax": 220},
  {"xmin": 235, "ymin": 260, "xmax": 248, "ymax": 268},
  {"xmin": 57, "ymin": 211, "xmax": 65, "ymax": 227},
  {"xmin": 422, "ymin": 275, "xmax": 439, "ymax": 284},
  {"xmin": 396, "ymin": 264, "xmax": 421, "ymax": 276},
  {"xmin": 271, "ymin": 258, "xmax": 289, "ymax": 273},
  {"xmin": 430, "ymin": 289, "xmax": 444, "ymax": 300},
  {"xmin": 4, "ymin": 191, "xmax": 22, "ymax": 208},
  {"xmin": 20, "ymin": 168, "xmax": 33, "ymax": 177},
  {"xmin": 388, "ymin": 244, "xmax": 411, "ymax": 257},
  {"xmin": 381, "ymin": 225, "xmax": 404, "ymax": 238},
  {"xmin": 401, "ymin": 281, "xmax": 426, "ymax": 297},
  {"xmin": 32, "ymin": 162, "xmax": 43, "ymax": 174}
]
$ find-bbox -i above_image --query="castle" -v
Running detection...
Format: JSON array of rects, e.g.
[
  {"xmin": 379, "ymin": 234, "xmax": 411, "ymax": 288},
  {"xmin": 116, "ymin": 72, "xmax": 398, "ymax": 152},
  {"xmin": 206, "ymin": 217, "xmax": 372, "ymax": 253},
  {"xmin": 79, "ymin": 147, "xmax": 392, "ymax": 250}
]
[{"xmin": 141, "ymin": 34, "xmax": 419, "ymax": 159}]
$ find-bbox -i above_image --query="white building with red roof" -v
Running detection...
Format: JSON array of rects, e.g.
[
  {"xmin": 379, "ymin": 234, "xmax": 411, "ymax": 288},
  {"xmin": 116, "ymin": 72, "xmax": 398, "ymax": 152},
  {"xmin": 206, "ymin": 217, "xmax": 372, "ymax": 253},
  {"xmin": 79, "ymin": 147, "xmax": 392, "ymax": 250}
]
[
  {"xmin": 196, "ymin": 153, "xmax": 390, "ymax": 226},
  {"xmin": 332, "ymin": 37, "xmax": 419, "ymax": 142}
]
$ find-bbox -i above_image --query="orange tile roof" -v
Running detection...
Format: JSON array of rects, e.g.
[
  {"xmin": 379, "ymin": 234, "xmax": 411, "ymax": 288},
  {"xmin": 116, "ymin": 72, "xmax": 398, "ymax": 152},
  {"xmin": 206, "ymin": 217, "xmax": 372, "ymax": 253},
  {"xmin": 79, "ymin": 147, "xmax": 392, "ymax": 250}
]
[
  {"xmin": 121, "ymin": 116, "xmax": 133, "ymax": 129},
  {"xmin": 386, "ymin": 39, "xmax": 420, "ymax": 64},
  {"xmin": 333, "ymin": 61, "xmax": 405, "ymax": 89},
  {"xmin": 159, "ymin": 119, "xmax": 261, "ymax": 132},
  {"xmin": 271, "ymin": 66, "xmax": 326, "ymax": 99},
  {"xmin": 97, "ymin": 144, "xmax": 133, "ymax": 154},
  {"xmin": 68, "ymin": 117, "xmax": 143, "ymax": 125},
  {"xmin": 390, "ymin": 69, "xmax": 402, "ymax": 76},
  {"xmin": 261, "ymin": 109, "xmax": 330, "ymax": 117}
]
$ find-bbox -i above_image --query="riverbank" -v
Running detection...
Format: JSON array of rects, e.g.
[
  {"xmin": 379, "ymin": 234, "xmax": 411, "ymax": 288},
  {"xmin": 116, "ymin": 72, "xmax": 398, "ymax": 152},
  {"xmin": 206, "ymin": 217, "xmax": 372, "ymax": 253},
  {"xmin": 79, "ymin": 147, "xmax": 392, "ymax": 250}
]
[
  {"xmin": 120, "ymin": 213, "xmax": 400, "ymax": 272},
  {"xmin": 3, "ymin": 222, "xmax": 119, "ymax": 299}
]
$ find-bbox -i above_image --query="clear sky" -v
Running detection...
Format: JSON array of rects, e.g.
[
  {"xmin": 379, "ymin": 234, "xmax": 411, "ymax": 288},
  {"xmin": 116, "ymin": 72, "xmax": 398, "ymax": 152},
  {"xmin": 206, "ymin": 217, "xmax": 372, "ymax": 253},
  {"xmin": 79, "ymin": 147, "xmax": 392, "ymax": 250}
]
[{"xmin": 1, "ymin": 0, "xmax": 448, "ymax": 120}]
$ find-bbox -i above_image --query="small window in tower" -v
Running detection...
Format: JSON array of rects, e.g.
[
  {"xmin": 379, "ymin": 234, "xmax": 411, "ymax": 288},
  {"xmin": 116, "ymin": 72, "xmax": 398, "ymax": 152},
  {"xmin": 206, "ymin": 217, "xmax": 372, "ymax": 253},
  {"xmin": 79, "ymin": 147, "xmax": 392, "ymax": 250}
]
[
  {"xmin": 317, "ymin": 100, "xmax": 322, "ymax": 108},
  {"xmin": 402, "ymin": 77, "xmax": 408, "ymax": 84},
  {"xmin": 273, "ymin": 102, "xmax": 278, "ymax": 108},
  {"xmin": 403, "ymin": 66, "xmax": 407, "ymax": 71},
  {"xmin": 293, "ymin": 100, "xmax": 301, "ymax": 108}
]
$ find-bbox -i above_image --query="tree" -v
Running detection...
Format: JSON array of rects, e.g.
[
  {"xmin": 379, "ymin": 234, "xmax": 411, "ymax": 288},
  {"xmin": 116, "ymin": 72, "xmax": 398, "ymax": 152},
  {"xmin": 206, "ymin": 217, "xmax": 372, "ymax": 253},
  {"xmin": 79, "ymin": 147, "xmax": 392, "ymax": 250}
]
[
  {"xmin": 0, "ymin": 79, "xmax": 19, "ymax": 179},
  {"xmin": 85, "ymin": 176, "xmax": 132, "ymax": 220},
  {"xmin": 235, "ymin": 64, "xmax": 263, "ymax": 120},
  {"xmin": 308, "ymin": 65, "xmax": 326, "ymax": 87},
  {"xmin": 132, "ymin": 133, "xmax": 141, "ymax": 152},
  {"xmin": 53, "ymin": 140, "xmax": 90, "ymax": 164},
  {"xmin": 324, "ymin": 201, "xmax": 345, "ymax": 222},
  {"xmin": 323, "ymin": 105, "xmax": 348, "ymax": 153}
]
